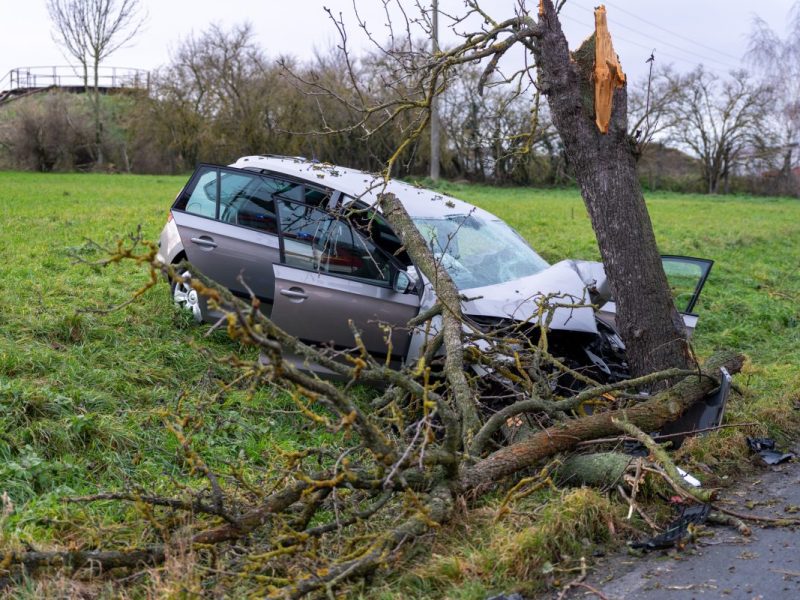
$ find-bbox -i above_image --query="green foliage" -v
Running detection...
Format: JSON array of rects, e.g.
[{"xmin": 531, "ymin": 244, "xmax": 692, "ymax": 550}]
[
  {"xmin": 0, "ymin": 171, "xmax": 798, "ymax": 597},
  {"xmin": 0, "ymin": 171, "xmax": 334, "ymax": 543}
]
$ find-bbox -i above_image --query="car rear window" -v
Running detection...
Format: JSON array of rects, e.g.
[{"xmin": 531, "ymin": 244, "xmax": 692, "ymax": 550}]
[{"xmin": 179, "ymin": 168, "xmax": 217, "ymax": 218}]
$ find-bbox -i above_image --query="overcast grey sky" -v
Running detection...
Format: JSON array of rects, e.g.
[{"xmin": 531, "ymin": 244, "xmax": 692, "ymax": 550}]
[{"xmin": 0, "ymin": 1, "xmax": 794, "ymax": 88}]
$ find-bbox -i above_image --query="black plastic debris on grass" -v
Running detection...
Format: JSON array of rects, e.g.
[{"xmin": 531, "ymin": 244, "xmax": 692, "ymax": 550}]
[
  {"xmin": 622, "ymin": 440, "xmax": 649, "ymax": 457},
  {"xmin": 746, "ymin": 437, "xmax": 796, "ymax": 465},
  {"xmin": 630, "ymin": 504, "xmax": 712, "ymax": 551}
]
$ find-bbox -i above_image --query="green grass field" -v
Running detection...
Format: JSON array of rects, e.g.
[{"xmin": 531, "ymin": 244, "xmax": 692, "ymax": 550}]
[{"xmin": 1, "ymin": 171, "xmax": 798, "ymax": 598}]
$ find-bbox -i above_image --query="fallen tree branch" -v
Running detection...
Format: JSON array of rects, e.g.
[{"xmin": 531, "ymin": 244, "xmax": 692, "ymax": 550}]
[
  {"xmin": 459, "ymin": 351, "xmax": 745, "ymax": 491},
  {"xmin": 575, "ymin": 421, "xmax": 759, "ymax": 447},
  {"xmin": 287, "ymin": 484, "xmax": 453, "ymax": 599},
  {"xmin": 63, "ymin": 492, "xmax": 235, "ymax": 522},
  {"xmin": 379, "ymin": 191, "xmax": 480, "ymax": 443},
  {"xmin": 470, "ymin": 367, "xmax": 702, "ymax": 455},
  {"xmin": 0, "ymin": 547, "xmax": 165, "ymax": 573},
  {"xmin": 611, "ymin": 418, "xmax": 715, "ymax": 503}
]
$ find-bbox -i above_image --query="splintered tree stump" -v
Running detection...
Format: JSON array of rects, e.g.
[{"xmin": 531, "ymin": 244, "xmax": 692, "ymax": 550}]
[{"xmin": 593, "ymin": 5, "xmax": 626, "ymax": 133}]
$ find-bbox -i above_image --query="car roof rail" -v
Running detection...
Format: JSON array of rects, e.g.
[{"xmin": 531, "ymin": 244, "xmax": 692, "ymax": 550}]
[{"xmin": 244, "ymin": 154, "xmax": 309, "ymax": 162}]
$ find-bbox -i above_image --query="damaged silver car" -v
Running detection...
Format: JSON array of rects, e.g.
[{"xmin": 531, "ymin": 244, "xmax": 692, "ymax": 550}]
[{"xmin": 157, "ymin": 156, "xmax": 712, "ymax": 392}]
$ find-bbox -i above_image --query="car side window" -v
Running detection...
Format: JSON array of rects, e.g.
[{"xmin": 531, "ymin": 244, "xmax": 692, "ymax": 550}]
[
  {"xmin": 273, "ymin": 181, "xmax": 305, "ymax": 203},
  {"xmin": 218, "ymin": 173, "xmax": 278, "ymax": 233},
  {"xmin": 272, "ymin": 181, "xmax": 332, "ymax": 207},
  {"xmin": 278, "ymin": 199, "xmax": 391, "ymax": 284},
  {"xmin": 179, "ymin": 167, "xmax": 218, "ymax": 218},
  {"xmin": 661, "ymin": 257, "xmax": 713, "ymax": 314}
]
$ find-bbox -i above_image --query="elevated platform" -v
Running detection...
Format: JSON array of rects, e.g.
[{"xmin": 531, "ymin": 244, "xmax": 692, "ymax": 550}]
[{"xmin": 0, "ymin": 66, "xmax": 149, "ymax": 105}]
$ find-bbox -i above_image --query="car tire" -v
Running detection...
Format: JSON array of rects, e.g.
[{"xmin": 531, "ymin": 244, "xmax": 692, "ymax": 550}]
[{"xmin": 171, "ymin": 268, "xmax": 204, "ymax": 323}]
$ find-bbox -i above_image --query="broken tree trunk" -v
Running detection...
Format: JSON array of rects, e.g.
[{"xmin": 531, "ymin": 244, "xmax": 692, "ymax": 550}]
[
  {"xmin": 532, "ymin": 1, "xmax": 691, "ymax": 379},
  {"xmin": 593, "ymin": 6, "xmax": 626, "ymax": 133},
  {"xmin": 459, "ymin": 351, "xmax": 744, "ymax": 491}
]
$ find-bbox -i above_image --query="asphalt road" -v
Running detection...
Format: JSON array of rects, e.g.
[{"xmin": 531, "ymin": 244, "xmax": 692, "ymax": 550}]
[{"xmin": 560, "ymin": 446, "xmax": 800, "ymax": 600}]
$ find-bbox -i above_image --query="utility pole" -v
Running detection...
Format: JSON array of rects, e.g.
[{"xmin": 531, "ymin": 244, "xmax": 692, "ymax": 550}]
[{"xmin": 430, "ymin": 0, "xmax": 440, "ymax": 181}]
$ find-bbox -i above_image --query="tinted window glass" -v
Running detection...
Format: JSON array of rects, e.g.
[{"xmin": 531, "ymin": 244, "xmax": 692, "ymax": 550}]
[
  {"xmin": 278, "ymin": 200, "xmax": 391, "ymax": 284},
  {"xmin": 662, "ymin": 257, "xmax": 711, "ymax": 313},
  {"xmin": 273, "ymin": 181, "xmax": 305, "ymax": 203},
  {"xmin": 218, "ymin": 173, "xmax": 278, "ymax": 233},
  {"xmin": 270, "ymin": 180, "xmax": 331, "ymax": 207},
  {"xmin": 180, "ymin": 168, "xmax": 217, "ymax": 218},
  {"xmin": 305, "ymin": 187, "xmax": 331, "ymax": 207},
  {"xmin": 234, "ymin": 197, "xmax": 278, "ymax": 232},
  {"xmin": 279, "ymin": 201, "xmax": 329, "ymax": 245}
]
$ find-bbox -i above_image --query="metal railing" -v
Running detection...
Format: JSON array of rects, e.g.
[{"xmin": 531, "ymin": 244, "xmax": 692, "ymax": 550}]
[{"xmin": 0, "ymin": 65, "xmax": 149, "ymax": 93}]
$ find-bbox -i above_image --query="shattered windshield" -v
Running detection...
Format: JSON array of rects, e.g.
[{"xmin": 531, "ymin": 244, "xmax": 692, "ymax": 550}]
[{"xmin": 413, "ymin": 214, "xmax": 550, "ymax": 289}]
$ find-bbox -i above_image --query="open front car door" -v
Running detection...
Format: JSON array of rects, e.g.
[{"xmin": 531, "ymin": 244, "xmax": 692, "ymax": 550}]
[
  {"xmin": 597, "ymin": 255, "xmax": 713, "ymax": 336},
  {"xmin": 660, "ymin": 255, "xmax": 713, "ymax": 333}
]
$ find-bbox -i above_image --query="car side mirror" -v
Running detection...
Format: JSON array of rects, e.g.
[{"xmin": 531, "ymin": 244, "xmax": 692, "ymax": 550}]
[{"xmin": 393, "ymin": 270, "xmax": 413, "ymax": 294}]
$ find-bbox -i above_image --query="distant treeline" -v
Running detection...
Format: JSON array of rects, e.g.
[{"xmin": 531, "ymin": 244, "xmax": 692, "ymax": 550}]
[{"xmin": 0, "ymin": 24, "xmax": 796, "ymax": 197}]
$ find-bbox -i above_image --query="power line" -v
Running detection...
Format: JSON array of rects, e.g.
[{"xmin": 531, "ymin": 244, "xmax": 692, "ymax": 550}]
[
  {"xmin": 602, "ymin": 0, "xmax": 744, "ymax": 63},
  {"xmin": 559, "ymin": 13, "xmax": 742, "ymax": 73},
  {"xmin": 565, "ymin": 5, "xmax": 742, "ymax": 71}
]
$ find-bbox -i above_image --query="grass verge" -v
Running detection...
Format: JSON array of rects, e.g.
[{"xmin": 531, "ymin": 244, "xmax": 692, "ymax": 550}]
[{"xmin": 0, "ymin": 172, "xmax": 798, "ymax": 598}]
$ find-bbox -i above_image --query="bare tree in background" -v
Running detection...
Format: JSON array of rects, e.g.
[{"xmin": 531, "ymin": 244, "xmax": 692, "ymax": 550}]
[
  {"xmin": 665, "ymin": 67, "xmax": 770, "ymax": 195},
  {"xmin": 47, "ymin": 0, "xmax": 145, "ymax": 166},
  {"xmin": 626, "ymin": 65, "xmax": 685, "ymax": 191},
  {"xmin": 47, "ymin": 0, "xmax": 90, "ymax": 90},
  {"xmin": 746, "ymin": 2, "xmax": 800, "ymax": 196},
  {"xmin": 429, "ymin": 0, "xmax": 441, "ymax": 180},
  {"xmin": 627, "ymin": 65, "xmax": 682, "ymax": 152},
  {"xmin": 440, "ymin": 62, "xmax": 556, "ymax": 184},
  {"xmin": 160, "ymin": 23, "xmax": 273, "ymax": 161}
]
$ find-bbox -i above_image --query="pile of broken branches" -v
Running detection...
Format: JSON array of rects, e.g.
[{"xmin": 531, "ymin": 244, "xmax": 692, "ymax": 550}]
[{"xmin": 0, "ymin": 223, "xmax": 746, "ymax": 598}]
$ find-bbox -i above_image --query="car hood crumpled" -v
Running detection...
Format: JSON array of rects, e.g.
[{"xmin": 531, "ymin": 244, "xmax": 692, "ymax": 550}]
[{"xmin": 459, "ymin": 260, "xmax": 599, "ymax": 334}]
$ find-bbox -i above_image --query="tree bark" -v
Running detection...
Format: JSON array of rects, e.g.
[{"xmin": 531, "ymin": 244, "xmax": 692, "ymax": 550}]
[
  {"xmin": 532, "ymin": 1, "xmax": 690, "ymax": 378},
  {"xmin": 555, "ymin": 452, "xmax": 632, "ymax": 487}
]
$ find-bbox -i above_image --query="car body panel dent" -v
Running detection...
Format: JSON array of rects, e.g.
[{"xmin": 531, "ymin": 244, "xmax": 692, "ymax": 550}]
[
  {"xmin": 460, "ymin": 260, "xmax": 599, "ymax": 335},
  {"xmin": 566, "ymin": 259, "xmax": 613, "ymax": 302}
]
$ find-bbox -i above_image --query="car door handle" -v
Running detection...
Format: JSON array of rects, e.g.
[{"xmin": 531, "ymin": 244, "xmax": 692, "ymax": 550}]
[
  {"xmin": 190, "ymin": 236, "xmax": 217, "ymax": 249},
  {"xmin": 279, "ymin": 287, "xmax": 308, "ymax": 301}
]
